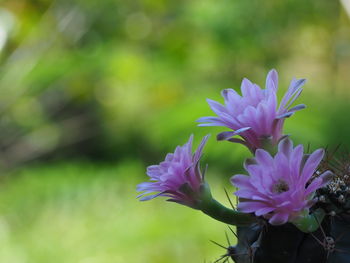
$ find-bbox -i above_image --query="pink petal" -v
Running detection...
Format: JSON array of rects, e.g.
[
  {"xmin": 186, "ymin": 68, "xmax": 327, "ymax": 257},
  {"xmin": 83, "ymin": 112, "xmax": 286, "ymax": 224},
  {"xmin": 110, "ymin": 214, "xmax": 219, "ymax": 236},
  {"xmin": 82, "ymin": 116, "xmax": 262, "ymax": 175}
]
[
  {"xmin": 266, "ymin": 69, "xmax": 278, "ymax": 92},
  {"xmin": 278, "ymin": 137, "xmax": 293, "ymax": 157},
  {"xmin": 207, "ymin": 99, "xmax": 228, "ymax": 116},
  {"xmin": 304, "ymin": 178, "xmax": 322, "ymax": 196},
  {"xmin": 231, "ymin": 174, "xmax": 251, "ymax": 188},
  {"xmin": 217, "ymin": 127, "xmax": 251, "ymax": 141},
  {"xmin": 197, "ymin": 116, "xmax": 228, "ymax": 127},
  {"xmin": 237, "ymin": 201, "xmax": 268, "ymax": 213},
  {"xmin": 290, "ymin": 145, "xmax": 303, "ymax": 176},
  {"xmin": 193, "ymin": 135, "xmax": 209, "ymax": 163},
  {"xmin": 269, "ymin": 212, "xmax": 289, "ymax": 225},
  {"xmin": 241, "ymin": 78, "xmax": 254, "ymax": 97},
  {"xmin": 255, "ymin": 149, "xmax": 274, "ymax": 167},
  {"xmin": 255, "ymin": 207, "xmax": 275, "ymax": 216},
  {"xmin": 300, "ymin": 149, "xmax": 324, "ymax": 185}
]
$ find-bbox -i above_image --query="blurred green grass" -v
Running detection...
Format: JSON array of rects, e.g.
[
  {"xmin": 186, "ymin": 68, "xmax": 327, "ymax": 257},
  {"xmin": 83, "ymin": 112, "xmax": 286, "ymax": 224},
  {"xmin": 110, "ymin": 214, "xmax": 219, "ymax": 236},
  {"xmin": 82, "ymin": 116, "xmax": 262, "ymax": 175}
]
[{"xmin": 0, "ymin": 161, "xmax": 237, "ymax": 263}]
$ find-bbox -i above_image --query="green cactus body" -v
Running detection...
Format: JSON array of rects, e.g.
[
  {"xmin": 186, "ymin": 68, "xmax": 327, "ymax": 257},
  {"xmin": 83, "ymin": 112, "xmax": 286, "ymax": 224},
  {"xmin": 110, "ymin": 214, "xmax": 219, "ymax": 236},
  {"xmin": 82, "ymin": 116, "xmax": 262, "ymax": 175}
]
[
  {"xmin": 228, "ymin": 214, "xmax": 350, "ymax": 263},
  {"xmin": 217, "ymin": 150, "xmax": 350, "ymax": 263},
  {"xmin": 228, "ymin": 164, "xmax": 350, "ymax": 263}
]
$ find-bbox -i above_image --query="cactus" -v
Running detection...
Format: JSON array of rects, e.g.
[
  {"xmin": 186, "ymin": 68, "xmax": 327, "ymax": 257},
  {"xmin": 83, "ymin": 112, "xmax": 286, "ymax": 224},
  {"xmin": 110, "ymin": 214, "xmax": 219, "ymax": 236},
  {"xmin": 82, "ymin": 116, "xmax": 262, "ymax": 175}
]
[
  {"xmin": 220, "ymin": 151, "xmax": 350, "ymax": 263},
  {"xmin": 224, "ymin": 207, "xmax": 350, "ymax": 263},
  {"xmin": 137, "ymin": 69, "xmax": 350, "ymax": 263}
]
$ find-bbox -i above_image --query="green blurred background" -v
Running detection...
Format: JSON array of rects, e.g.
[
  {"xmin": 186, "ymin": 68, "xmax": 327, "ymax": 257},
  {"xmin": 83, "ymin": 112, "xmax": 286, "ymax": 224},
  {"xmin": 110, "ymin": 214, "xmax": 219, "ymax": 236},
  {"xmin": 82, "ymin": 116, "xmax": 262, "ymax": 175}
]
[{"xmin": 0, "ymin": 0, "xmax": 350, "ymax": 262}]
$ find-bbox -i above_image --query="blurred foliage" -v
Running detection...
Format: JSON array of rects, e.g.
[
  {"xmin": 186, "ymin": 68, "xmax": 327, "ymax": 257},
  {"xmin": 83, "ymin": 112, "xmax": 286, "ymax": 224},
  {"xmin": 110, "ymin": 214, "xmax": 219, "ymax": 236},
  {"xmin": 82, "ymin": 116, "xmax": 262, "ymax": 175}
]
[
  {"xmin": 0, "ymin": 0, "xmax": 350, "ymax": 261},
  {"xmin": 0, "ymin": 0, "xmax": 348, "ymax": 171},
  {"xmin": 0, "ymin": 161, "xmax": 236, "ymax": 263}
]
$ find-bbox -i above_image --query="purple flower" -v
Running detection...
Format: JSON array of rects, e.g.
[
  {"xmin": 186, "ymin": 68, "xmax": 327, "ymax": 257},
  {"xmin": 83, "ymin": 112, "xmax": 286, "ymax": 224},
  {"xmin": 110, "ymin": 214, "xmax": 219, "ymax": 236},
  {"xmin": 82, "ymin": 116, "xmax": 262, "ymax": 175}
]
[
  {"xmin": 197, "ymin": 69, "xmax": 306, "ymax": 152},
  {"xmin": 137, "ymin": 135, "xmax": 209, "ymax": 208},
  {"xmin": 231, "ymin": 138, "xmax": 332, "ymax": 225}
]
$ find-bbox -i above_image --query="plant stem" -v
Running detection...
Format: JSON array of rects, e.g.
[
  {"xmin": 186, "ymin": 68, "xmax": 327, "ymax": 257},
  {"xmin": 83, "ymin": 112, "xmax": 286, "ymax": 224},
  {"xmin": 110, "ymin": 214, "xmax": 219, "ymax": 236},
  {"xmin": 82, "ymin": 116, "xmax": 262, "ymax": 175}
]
[{"xmin": 199, "ymin": 197, "xmax": 257, "ymax": 226}]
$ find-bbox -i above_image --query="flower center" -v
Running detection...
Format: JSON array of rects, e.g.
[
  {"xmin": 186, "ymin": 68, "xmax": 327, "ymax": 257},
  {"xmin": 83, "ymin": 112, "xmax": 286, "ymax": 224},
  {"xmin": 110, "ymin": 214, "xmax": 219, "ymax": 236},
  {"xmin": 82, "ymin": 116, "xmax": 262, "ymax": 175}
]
[{"xmin": 272, "ymin": 179, "xmax": 289, "ymax": 193}]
